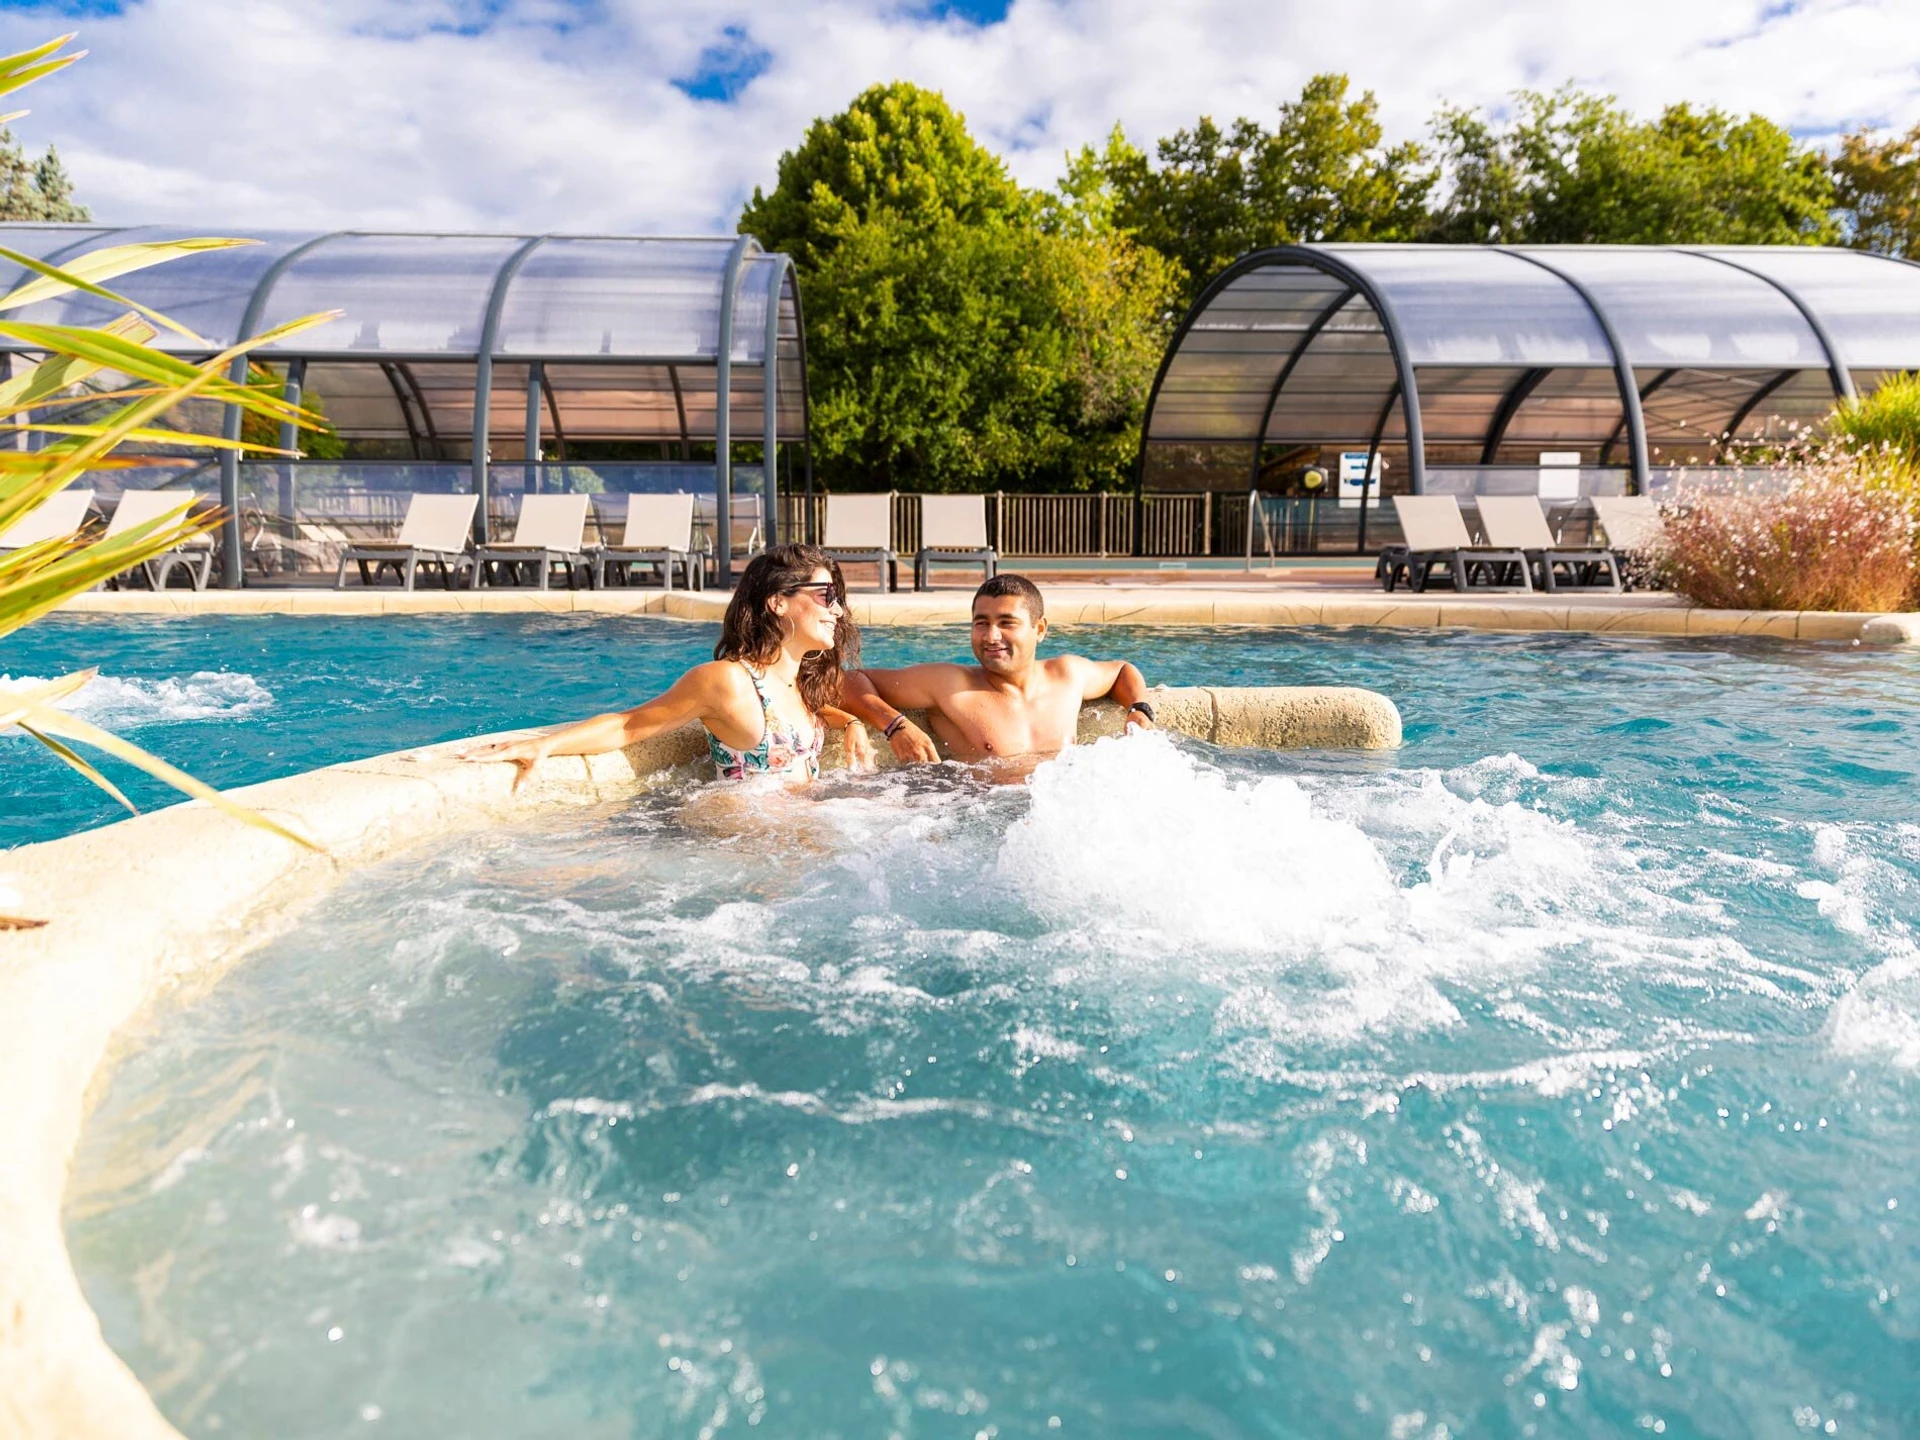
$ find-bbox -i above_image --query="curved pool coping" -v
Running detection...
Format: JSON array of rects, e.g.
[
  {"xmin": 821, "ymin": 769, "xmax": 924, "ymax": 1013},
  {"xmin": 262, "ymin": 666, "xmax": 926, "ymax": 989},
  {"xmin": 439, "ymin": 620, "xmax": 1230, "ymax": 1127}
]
[
  {"xmin": 55, "ymin": 585, "xmax": 1920, "ymax": 643},
  {"xmin": 0, "ymin": 684, "xmax": 1397, "ymax": 1439}
]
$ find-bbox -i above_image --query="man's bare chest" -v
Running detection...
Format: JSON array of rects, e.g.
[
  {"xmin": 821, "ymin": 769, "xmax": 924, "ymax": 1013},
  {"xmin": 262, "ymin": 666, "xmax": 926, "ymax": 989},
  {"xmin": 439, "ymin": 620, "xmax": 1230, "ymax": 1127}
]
[{"xmin": 940, "ymin": 686, "xmax": 1080, "ymax": 755}]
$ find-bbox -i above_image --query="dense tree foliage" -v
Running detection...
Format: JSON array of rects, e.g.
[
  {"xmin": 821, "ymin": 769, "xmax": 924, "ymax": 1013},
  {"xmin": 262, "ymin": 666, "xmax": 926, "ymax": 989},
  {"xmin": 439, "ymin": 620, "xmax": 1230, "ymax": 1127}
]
[
  {"xmin": 1427, "ymin": 91, "xmax": 1835, "ymax": 245},
  {"xmin": 743, "ymin": 82, "xmax": 1175, "ymax": 493},
  {"xmin": 1079, "ymin": 75, "xmax": 1432, "ymax": 304},
  {"xmin": 1832, "ymin": 123, "xmax": 1920, "ymax": 259},
  {"xmin": 747, "ymin": 75, "xmax": 1920, "ymax": 492},
  {"xmin": 0, "ymin": 126, "xmax": 84, "ymax": 221}
]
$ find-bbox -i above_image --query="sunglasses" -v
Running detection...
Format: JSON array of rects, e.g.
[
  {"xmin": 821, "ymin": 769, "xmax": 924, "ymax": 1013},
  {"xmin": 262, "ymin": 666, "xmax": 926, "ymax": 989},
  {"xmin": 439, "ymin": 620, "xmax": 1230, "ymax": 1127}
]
[{"xmin": 786, "ymin": 582, "xmax": 843, "ymax": 609}]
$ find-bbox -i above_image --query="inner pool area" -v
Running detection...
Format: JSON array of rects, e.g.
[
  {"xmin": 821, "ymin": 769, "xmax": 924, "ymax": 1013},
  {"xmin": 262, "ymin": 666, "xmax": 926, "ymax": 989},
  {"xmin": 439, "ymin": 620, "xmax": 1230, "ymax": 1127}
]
[{"xmin": 11, "ymin": 617, "xmax": 1920, "ymax": 1436}]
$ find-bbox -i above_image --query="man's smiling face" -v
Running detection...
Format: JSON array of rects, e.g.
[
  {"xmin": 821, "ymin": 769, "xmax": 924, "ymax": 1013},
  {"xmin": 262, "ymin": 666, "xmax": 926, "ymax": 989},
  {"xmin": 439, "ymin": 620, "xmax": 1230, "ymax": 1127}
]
[{"xmin": 971, "ymin": 593, "xmax": 1045, "ymax": 676}]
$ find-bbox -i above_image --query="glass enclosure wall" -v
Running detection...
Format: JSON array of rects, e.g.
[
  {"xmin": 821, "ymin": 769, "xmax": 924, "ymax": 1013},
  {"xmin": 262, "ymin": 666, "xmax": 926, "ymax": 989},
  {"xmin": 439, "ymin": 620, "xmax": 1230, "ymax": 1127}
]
[
  {"xmin": 0, "ymin": 226, "xmax": 808, "ymax": 584},
  {"xmin": 1141, "ymin": 243, "xmax": 1920, "ymax": 553}
]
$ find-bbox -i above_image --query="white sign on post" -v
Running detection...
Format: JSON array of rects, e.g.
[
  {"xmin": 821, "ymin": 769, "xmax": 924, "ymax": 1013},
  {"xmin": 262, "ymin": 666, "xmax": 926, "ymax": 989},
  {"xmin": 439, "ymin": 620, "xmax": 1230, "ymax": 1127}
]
[
  {"xmin": 1338, "ymin": 451, "xmax": 1382, "ymax": 508},
  {"xmin": 1537, "ymin": 451, "xmax": 1582, "ymax": 500}
]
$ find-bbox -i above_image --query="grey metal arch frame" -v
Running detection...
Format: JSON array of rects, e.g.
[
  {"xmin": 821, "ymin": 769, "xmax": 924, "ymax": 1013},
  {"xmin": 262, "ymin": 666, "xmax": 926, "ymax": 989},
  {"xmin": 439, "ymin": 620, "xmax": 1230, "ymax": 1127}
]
[
  {"xmin": 712, "ymin": 234, "xmax": 759, "ymax": 586},
  {"xmin": 216, "ymin": 231, "xmax": 351, "ymax": 588},
  {"xmin": 1498, "ymin": 247, "xmax": 1650, "ymax": 494},
  {"xmin": 470, "ymin": 234, "xmax": 550, "ymax": 545},
  {"xmin": 1684, "ymin": 248, "xmax": 1855, "ymax": 401},
  {"xmin": 1133, "ymin": 244, "xmax": 1429, "ymax": 501},
  {"xmin": 1245, "ymin": 284, "xmax": 1356, "ymax": 488},
  {"xmin": 761, "ymin": 253, "xmax": 790, "ymax": 549}
]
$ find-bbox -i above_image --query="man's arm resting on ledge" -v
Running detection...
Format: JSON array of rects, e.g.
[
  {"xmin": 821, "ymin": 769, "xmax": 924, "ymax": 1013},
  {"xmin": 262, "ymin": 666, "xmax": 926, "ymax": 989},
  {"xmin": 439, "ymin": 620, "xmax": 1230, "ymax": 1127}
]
[
  {"xmin": 1076, "ymin": 659, "xmax": 1153, "ymax": 730},
  {"xmin": 841, "ymin": 669, "xmax": 942, "ymax": 763}
]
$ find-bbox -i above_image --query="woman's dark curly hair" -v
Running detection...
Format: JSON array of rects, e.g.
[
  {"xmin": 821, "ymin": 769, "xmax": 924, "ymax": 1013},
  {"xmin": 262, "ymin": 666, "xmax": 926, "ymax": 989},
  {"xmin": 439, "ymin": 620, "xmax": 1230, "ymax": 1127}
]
[{"xmin": 715, "ymin": 543, "xmax": 860, "ymax": 715}]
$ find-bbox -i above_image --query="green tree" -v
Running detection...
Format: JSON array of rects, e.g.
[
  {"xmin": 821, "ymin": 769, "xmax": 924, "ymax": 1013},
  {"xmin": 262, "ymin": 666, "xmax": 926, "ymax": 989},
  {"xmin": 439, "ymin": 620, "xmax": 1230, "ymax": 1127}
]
[
  {"xmin": 1090, "ymin": 74, "xmax": 1432, "ymax": 303},
  {"xmin": 1832, "ymin": 123, "xmax": 1920, "ymax": 258},
  {"xmin": 744, "ymin": 83, "xmax": 1174, "ymax": 493},
  {"xmin": 0, "ymin": 126, "xmax": 85, "ymax": 220},
  {"xmin": 740, "ymin": 81, "xmax": 1028, "ymax": 268},
  {"xmin": 1428, "ymin": 91, "xmax": 1835, "ymax": 244}
]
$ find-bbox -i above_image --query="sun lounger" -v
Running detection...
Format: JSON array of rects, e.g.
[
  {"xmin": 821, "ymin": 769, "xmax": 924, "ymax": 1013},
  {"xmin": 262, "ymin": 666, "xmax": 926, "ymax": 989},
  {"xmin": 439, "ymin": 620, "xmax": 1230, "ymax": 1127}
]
[
  {"xmin": 592, "ymin": 493, "xmax": 702, "ymax": 591},
  {"xmin": 1591, "ymin": 496, "xmax": 1665, "ymax": 591},
  {"xmin": 102, "ymin": 489, "xmax": 214, "ymax": 591},
  {"xmin": 913, "ymin": 494, "xmax": 997, "ymax": 591},
  {"xmin": 334, "ymin": 493, "xmax": 477, "ymax": 590},
  {"xmin": 246, "ymin": 508, "xmax": 354, "ymax": 578},
  {"xmin": 472, "ymin": 492, "xmax": 593, "ymax": 589},
  {"xmin": 693, "ymin": 492, "xmax": 765, "ymax": 572},
  {"xmin": 1379, "ymin": 495, "xmax": 1531, "ymax": 593},
  {"xmin": 1476, "ymin": 495, "xmax": 1621, "ymax": 593},
  {"xmin": 0, "ymin": 486, "xmax": 93, "ymax": 553},
  {"xmin": 822, "ymin": 493, "xmax": 897, "ymax": 592}
]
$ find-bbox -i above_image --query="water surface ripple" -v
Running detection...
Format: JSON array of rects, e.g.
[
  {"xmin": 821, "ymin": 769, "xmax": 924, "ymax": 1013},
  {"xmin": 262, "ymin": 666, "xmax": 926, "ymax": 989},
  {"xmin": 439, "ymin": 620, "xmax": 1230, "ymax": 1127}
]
[{"xmin": 44, "ymin": 620, "xmax": 1920, "ymax": 1437}]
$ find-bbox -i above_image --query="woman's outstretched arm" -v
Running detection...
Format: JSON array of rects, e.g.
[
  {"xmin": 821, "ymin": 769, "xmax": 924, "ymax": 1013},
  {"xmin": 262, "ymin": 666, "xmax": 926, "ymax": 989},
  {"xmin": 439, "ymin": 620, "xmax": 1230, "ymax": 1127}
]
[{"xmin": 462, "ymin": 663, "xmax": 738, "ymax": 786}]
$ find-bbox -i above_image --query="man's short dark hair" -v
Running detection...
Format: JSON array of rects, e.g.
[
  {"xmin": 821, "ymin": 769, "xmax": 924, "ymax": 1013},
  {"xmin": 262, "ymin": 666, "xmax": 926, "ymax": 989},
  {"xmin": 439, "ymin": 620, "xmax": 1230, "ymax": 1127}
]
[{"xmin": 973, "ymin": 573, "xmax": 1045, "ymax": 621}]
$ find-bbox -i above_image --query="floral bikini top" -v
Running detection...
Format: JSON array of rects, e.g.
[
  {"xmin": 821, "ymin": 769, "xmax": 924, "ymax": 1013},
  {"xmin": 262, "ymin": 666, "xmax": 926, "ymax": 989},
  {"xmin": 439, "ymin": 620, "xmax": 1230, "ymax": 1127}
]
[{"xmin": 705, "ymin": 662, "xmax": 823, "ymax": 782}]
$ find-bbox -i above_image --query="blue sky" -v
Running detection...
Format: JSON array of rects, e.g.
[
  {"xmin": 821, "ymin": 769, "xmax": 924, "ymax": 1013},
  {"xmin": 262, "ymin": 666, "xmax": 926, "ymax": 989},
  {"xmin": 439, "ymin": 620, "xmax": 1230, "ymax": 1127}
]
[{"xmin": 0, "ymin": 0, "xmax": 1913, "ymax": 234}]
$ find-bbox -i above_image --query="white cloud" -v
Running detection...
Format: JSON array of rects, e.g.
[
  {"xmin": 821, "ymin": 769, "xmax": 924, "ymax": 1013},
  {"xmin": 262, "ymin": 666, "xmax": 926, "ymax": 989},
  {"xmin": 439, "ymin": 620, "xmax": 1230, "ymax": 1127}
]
[{"xmin": 0, "ymin": 0, "xmax": 1916, "ymax": 235}]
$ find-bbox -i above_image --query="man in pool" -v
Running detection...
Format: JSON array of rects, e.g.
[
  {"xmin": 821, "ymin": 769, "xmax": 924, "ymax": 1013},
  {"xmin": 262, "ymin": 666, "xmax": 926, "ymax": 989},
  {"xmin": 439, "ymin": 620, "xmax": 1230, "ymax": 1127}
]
[{"xmin": 839, "ymin": 573, "xmax": 1154, "ymax": 770}]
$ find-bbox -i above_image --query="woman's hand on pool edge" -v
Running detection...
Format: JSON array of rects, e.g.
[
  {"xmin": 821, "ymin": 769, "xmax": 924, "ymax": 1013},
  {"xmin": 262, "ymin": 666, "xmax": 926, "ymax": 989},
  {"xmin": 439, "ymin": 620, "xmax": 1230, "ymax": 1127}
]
[{"xmin": 458, "ymin": 734, "xmax": 548, "ymax": 791}]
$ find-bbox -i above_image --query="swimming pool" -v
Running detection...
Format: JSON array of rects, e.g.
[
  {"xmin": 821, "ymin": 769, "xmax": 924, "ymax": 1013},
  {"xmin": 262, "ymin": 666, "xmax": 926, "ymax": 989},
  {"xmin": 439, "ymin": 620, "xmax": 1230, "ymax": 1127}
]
[{"xmin": 49, "ymin": 619, "xmax": 1920, "ymax": 1437}]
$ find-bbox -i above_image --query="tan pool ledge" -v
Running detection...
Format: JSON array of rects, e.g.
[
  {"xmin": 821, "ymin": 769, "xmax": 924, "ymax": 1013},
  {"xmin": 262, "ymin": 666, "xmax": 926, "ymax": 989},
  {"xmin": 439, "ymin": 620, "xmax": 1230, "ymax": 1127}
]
[
  {"xmin": 0, "ymin": 683, "xmax": 1397, "ymax": 1440},
  {"xmin": 57, "ymin": 584, "xmax": 1920, "ymax": 643}
]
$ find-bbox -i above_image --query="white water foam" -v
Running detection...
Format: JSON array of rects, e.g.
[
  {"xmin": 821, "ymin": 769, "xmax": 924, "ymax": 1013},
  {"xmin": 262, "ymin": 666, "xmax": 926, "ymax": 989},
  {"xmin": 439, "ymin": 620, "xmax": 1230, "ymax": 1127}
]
[
  {"xmin": 994, "ymin": 733, "xmax": 1765, "ymax": 1052},
  {"xmin": 1802, "ymin": 824, "xmax": 1920, "ymax": 1070},
  {"xmin": 1, "ymin": 670, "xmax": 273, "ymax": 727}
]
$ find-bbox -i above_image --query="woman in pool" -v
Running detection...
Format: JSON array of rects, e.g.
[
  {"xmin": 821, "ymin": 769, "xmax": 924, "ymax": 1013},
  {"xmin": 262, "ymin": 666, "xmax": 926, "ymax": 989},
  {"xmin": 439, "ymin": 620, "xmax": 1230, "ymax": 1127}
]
[{"xmin": 464, "ymin": 544, "xmax": 873, "ymax": 786}]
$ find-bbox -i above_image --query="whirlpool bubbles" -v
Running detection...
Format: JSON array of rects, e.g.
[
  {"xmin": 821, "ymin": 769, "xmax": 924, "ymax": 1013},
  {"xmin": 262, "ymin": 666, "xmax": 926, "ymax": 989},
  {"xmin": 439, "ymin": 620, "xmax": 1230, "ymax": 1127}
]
[{"xmin": 65, "ymin": 695, "xmax": 1920, "ymax": 1438}]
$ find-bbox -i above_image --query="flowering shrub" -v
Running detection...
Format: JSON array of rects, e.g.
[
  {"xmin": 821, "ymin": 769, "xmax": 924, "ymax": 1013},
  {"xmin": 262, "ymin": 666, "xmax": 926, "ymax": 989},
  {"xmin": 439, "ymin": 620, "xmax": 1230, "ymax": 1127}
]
[{"xmin": 1651, "ymin": 469, "xmax": 1916, "ymax": 612}]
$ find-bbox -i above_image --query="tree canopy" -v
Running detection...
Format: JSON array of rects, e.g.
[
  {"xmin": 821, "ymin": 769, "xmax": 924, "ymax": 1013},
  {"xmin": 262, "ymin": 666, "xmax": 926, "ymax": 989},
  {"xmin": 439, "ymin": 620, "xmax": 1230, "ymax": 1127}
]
[
  {"xmin": 1427, "ymin": 91, "xmax": 1835, "ymax": 246},
  {"xmin": 0, "ymin": 127, "xmax": 84, "ymax": 221},
  {"xmin": 743, "ymin": 81, "xmax": 1174, "ymax": 494},
  {"xmin": 746, "ymin": 75, "xmax": 1920, "ymax": 492},
  {"xmin": 1833, "ymin": 123, "xmax": 1920, "ymax": 259}
]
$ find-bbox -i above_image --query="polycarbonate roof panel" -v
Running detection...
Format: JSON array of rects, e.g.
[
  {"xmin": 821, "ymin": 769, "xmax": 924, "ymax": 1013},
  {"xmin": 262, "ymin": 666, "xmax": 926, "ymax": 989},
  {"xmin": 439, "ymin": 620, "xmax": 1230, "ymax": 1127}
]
[
  {"xmin": 1321, "ymin": 245, "xmax": 1611, "ymax": 366},
  {"xmin": 254, "ymin": 233, "xmax": 523, "ymax": 355},
  {"xmin": 495, "ymin": 238, "xmax": 749, "ymax": 360},
  {"xmin": 1521, "ymin": 247, "xmax": 1826, "ymax": 368},
  {"xmin": 1147, "ymin": 266, "xmax": 1354, "ymax": 442},
  {"xmin": 0, "ymin": 226, "xmax": 319, "ymax": 351},
  {"xmin": 1696, "ymin": 247, "xmax": 1920, "ymax": 370}
]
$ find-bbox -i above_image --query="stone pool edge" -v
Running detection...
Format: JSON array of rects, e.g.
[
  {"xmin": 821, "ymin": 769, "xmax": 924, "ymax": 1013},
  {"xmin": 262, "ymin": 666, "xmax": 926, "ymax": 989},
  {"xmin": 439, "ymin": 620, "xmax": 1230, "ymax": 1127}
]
[
  {"xmin": 0, "ymin": 732, "xmax": 686, "ymax": 1440},
  {"xmin": 0, "ymin": 684, "xmax": 1400, "ymax": 1440},
  {"xmin": 55, "ymin": 586, "xmax": 1920, "ymax": 644}
]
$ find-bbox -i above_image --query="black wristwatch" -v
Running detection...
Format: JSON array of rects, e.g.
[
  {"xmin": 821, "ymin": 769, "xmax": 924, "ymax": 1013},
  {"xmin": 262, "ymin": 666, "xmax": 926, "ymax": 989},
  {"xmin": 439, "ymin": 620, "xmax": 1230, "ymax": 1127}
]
[{"xmin": 1127, "ymin": 701, "xmax": 1155, "ymax": 723}]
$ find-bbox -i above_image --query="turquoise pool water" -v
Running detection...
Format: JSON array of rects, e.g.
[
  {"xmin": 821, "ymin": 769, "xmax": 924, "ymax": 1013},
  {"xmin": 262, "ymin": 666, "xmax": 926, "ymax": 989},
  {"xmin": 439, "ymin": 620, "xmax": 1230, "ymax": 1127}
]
[{"xmin": 37, "ymin": 620, "xmax": 1920, "ymax": 1436}]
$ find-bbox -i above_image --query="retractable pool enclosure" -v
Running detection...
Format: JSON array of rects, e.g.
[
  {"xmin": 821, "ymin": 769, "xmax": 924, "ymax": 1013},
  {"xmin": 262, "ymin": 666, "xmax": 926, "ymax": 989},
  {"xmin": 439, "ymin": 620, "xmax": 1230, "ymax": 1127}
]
[
  {"xmin": 0, "ymin": 225, "xmax": 809, "ymax": 584},
  {"xmin": 1140, "ymin": 244, "xmax": 1920, "ymax": 513}
]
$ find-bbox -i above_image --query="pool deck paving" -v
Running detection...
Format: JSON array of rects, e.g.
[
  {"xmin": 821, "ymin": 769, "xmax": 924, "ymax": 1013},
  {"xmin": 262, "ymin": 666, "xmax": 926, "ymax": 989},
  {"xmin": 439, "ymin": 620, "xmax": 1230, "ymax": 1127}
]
[{"xmin": 55, "ymin": 578, "xmax": 1920, "ymax": 644}]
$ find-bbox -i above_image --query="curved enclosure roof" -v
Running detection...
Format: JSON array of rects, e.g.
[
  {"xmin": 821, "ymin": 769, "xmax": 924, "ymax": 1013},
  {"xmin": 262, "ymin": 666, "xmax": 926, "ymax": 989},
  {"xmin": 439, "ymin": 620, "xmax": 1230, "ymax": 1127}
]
[
  {"xmin": 0, "ymin": 225, "xmax": 807, "ymax": 446},
  {"xmin": 1142, "ymin": 243, "xmax": 1920, "ymax": 493}
]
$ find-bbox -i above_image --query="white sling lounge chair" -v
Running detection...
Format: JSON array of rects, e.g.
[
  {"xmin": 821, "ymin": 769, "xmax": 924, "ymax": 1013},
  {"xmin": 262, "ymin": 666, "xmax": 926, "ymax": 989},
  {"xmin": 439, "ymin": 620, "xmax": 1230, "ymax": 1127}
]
[
  {"xmin": 693, "ymin": 491, "xmax": 765, "ymax": 573},
  {"xmin": 1592, "ymin": 496, "xmax": 1666, "ymax": 590},
  {"xmin": 102, "ymin": 489, "xmax": 214, "ymax": 591},
  {"xmin": 0, "ymin": 485, "xmax": 92, "ymax": 554},
  {"xmin": 1476, "ymin": 495, "xmax": 1621, "ymax": 593},
  {"xmin": 592, "ymin": 493, "xmax": 702, "ymax": 591},
  {"xmin": 1380, "ymin": 495, "xmax": 1531, "ymax": 593},
  {"xmin": 472, "ymin": 492, "xmax": 593, "ymax": 589},
  {"xmin": 334, "ymin": 493, "xmax": 477, "ymax": 590},
  {"xmin": 913, "ymin": 494, "xmax": 997, "ymax": 591},
  {"xmin": 822, "ymin": 493, "xmax": 897, "ymax": 592}
]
